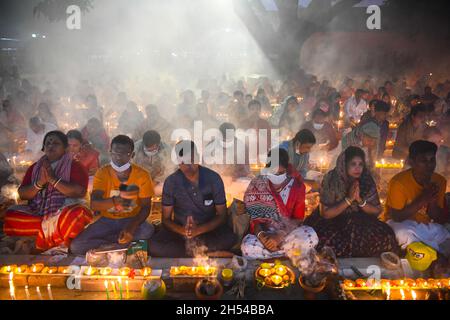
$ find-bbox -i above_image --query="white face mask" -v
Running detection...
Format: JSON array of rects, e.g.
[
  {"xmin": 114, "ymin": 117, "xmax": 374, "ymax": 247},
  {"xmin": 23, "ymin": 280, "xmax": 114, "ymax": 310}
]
[
  {"xmin": 144, "ymin": 149, "xmax": 158, "ymax": 157},
  {"xmin": 313, "ymin": 122, "xmax": 324, "ymax": 130},
  {"xmin": 110, "ymin": 160, "xmax": 131, "ymax": 172},
  {"xmin": 267, "ymin": 173, "xmax": 287, "ymax": 185}
]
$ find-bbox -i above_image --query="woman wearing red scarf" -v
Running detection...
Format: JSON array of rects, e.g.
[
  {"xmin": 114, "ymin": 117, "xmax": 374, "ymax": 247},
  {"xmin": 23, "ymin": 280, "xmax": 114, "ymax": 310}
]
[
  {"xmin": 3, "ymin": 131, "xmax": 93, "ymax": 251},
  {"xmin": 241, "ymin": 148, "xmax": 318, "ymax": 260},
  {"xmin": 67, "ymin": 129, "xmax": 100, "ymax": 176}
]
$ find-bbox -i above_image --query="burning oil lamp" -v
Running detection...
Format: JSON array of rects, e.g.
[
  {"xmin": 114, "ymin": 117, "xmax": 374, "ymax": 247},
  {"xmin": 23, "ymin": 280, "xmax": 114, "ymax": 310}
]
[
  {"xmin": 29, "ymin": 263, "xmax": 44, "ymax": 273},
  {"xmin": 84, "ymin": 266, "xmax": 97, "ymax": 276},
  {"xmin": 170, "ymin": 266, "xmax": 181, "ymax": 276},
  {"xmin": 42, "ymin": 266, "xmax": 58, "ymax": 274},
  {"xmin": 343, "ymin": 279, "xmax": 355, "ymax": 289},
  {"xmin": 142, "ymin": 267, "xmax": 152, "ymax": 277},
  {"xmin": 119, "ymin": 267, "xmax": 131, "ymax": 277},
  {"xmin": 259, "ymin": 268, "xmax": 271, "ymax": 278},
  {"xmin": 270, "ymin": 275, "xmax": 283, "ymax": 286},
  {"xmin": 2, "ymin": 265, "xmax": 17, "ymax": 273},
  {"xmin": 416, "ymin": 278, "xmax": 429, "ymax": 288},
  {"xmin": 15, "ymin": 265, "xmax": 28, "ymax": 274},
  {"xmin": 179, "ymin": 266, "xmax": 188, "ymax": 274},
  {"xmin": 188, "ymin": 267, "xmax": 199, "ymax": 276},
  {"xmin": 427, "ymin": 278, "xmax": 437, "ymax": 288},
  {"xmin": 405, "ymin": 278, "xmax": 416, "ymax": 288},
  {"xmin": 204, "ymin": 266, "xmax": 215, "ymax": 276},
  {"xmin": 441, "ymin": 279, "xmax": 450, "ymax": 287},
  {"xmin": 100, "ymin": 267, "xmax": 112, "ymax": 276},
  {"xmin": 57, "ymin": 266, "xmax": 69, "ymax": 274},
  {"xmin": 275, "ymin": 265, "xmax": 287, "ymax": 276},
  {"xmin": 355, "ymin": 279, "xmax": 366, "ymax": 287}
]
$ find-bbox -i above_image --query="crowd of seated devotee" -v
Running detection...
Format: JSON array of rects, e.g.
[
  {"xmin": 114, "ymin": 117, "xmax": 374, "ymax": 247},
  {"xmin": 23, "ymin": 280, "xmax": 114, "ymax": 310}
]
[{"xmin": 0, "ymin": 66, "xmax": 449, "ymax": 273}]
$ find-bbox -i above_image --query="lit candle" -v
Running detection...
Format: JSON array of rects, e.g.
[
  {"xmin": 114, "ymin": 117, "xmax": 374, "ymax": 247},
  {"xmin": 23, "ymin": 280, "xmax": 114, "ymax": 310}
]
[
  {"xmin": 384, "ymin": 282, "xmax": 391, "ymax": 300},
  {"xmin": 9, "ymin": 272, "xmax": 16, "ymax": 300},
  {"xmin": 411, "ymin": 289, "xmax": 417, "ymax": 300},
  {"xmin": 36, "ymin": 286, "xmax": 43, "ymax": 300},
  {"xmin": 118, "ymin": 278, "xmax": 123, "ymax": 300},
  {"xmin": 47, "ymin": 284, "xmax": 54, "ymax": 300},
  {"xmin": 110, "ymin": 280, "xmax": 118, "ymax": 299},
  {"xmin": 25, "ymin": 285, "xmax": 30, "ymax": 300},
  {"xmin": 400, "ymin": 288, "xmax": 405, "ymax": 300},
  {"xmin": 125, "ymin": 280, "xmax": 130, "ymax": 299},
  {"xmin": 104, "ymin": 280, "xmax": 110, "ymax": 300},
  {"xmin": 85, "ymin": 266, "xmax": 97, "ymax": 276}
]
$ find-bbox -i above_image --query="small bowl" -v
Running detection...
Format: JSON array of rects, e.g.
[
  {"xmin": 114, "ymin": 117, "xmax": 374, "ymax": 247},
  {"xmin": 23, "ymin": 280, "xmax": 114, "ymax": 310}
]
[
  {"xmin": 299, "ymin": 276, "xmax": 327, "ymax": 293},
  {"xmin": 195, "ymin": 279, "xmax": 224, "ymax": 300}
]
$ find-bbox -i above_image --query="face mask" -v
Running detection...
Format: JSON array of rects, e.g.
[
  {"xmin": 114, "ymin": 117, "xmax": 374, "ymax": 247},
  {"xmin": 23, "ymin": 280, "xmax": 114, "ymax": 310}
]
[
  {"xmin": 267, "ymin": 173, "xmax": 287, "ymax": 185},
  {"xmin": 313, "ymin": 123, "xmax": 324, "ymax": 130},
  {"xmin": 110, "ymin": 160, "xmax": 131, "ymax": 173},
  {"xmin": 144, "ymin": 149, "xmax": 158, "ymax": 157}
]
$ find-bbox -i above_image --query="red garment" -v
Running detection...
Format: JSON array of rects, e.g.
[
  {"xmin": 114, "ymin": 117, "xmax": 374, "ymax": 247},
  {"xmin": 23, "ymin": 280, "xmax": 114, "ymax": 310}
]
[
  {"xmin": 4, "ymin": 205, "xmax": 93, "ymax": 250},
  {"xmin": 22, "ymin": 160, "xmax": 88, "ymax": 190},
  {"xmin": 249, "ymin": 173, "xmax": 306, "ymax": 234},
  {"xmin": 73, "ymin": 144, "xmax": 100, "ymax": 175},
  {"xmin": 269, "ymin": 176, "xmax": 305, "ymax": 220}
]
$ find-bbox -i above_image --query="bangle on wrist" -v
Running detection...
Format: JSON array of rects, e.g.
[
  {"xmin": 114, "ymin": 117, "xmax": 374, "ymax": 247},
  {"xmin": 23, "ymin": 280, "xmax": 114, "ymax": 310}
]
[
  {"xmin": 344, "ymin": 197, "xmax": 353, "ymax": 206},
  {"xmin": 358, "ymin": 200, "xmax": 367, "ymax": 208},
  {"xmin": 34, "ymin": 181, "xmax": 44, "ymax": 190},
  {"xmin": 53, "ymin": 177, "xmax": 62, "ymax": 188},
  {"xmin": 256, "ymin": 231, "xmax": 266, "ymax": 239}
]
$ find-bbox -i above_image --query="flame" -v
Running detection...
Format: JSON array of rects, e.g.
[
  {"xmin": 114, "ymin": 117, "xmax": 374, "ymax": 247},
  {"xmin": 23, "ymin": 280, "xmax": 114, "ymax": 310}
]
[
  {"xmin": 411, "ymin": 290, "xmax": 417, "ymax": 300},
  {"xmin": 400, "ymin": 288, "xmax": 405, "ymax": 300}
]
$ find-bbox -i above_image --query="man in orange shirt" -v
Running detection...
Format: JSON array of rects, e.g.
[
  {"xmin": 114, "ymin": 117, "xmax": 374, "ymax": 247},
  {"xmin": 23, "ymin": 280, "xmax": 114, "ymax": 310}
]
[
  {"xmin": 384, "ymin": 140, "xmax": 449, "ymax": 256},
  {"xmin": 70, "ymin": 135, "xmax": 155, "ymax": 255}
]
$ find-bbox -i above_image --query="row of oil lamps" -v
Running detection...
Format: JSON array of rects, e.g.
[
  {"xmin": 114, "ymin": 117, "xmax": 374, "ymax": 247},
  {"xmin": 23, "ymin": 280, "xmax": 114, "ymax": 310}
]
[
  {"xmin": 343, "ymin": 278, "xmax": 450, "ymax": 290},
  {"xmin": 169, "ymin": 265, "xmax": 217, "ymax": 277},
  {"xmin": 375, "ymin": 159, "xmax": 404, "ymax": 169},
  {"xmin": 0, "ymin": 264, "xmax": 152, "ymax": 277}
]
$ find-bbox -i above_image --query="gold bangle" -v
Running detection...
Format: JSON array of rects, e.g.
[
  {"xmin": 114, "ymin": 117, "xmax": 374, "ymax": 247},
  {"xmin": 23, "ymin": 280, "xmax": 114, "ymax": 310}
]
[
  {"xmin": 53, "ymin": 178, "xmax": 62, "ymax": 188},
  {"xmin": 344, "ymin": 197, "xmax": 353, "ymax": 206},
  {"xmin": 34, "ymin": 181, "xmax": 44, "ymax": 190}
]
